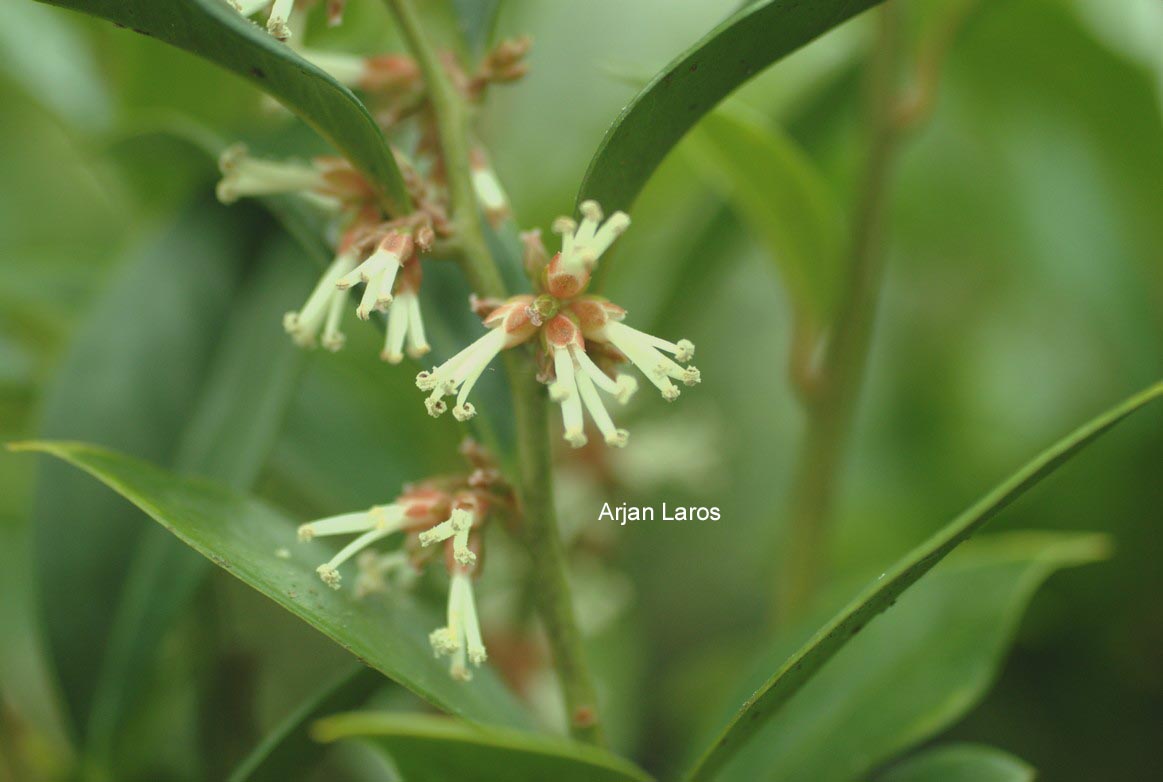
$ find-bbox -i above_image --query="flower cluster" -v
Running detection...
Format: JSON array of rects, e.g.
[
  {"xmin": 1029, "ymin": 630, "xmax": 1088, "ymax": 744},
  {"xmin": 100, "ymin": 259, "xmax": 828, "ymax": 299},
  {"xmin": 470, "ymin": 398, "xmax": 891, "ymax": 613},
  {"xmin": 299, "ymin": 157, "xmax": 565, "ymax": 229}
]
[
  {"xmin": 217, "ymin": 145, "xmax": 441, "ymax": 362},
  {"xmin": 297, "ymin": 440, "xmax": 509, "ymax": 680},
  {"xmin": 212, "ymin": 32, "xmax": 530, "ymax": 363},
  {"xmin": 417, "ymin": 201, "xmax": 700, "ymax": 448},
  {"xmin": 214, "ymin": 14, "xmax": 702, "ymax": 687}
]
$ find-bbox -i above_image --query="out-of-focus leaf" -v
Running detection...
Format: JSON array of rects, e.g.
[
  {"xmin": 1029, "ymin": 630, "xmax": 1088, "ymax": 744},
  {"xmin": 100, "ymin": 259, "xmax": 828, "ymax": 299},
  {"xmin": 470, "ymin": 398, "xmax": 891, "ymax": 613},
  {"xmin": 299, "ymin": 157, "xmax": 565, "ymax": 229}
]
[
  {"xmin": 578, "ymin": 0, "xmax": 884, "ymax": 212},
  {"xmin": 685, "ymin": 107, "xmax": 844, "ymax": 323},
  {"xmin": 312, "ymin": 712, "xmax": 652, "ymax": 782},
  {"xmin": 35, "ymin": 0, "xmax": 411, "ymax": 211},
  {"xmin": 84, "ymin": 239, "xmax": 308, "ymax": 769},
  {"xmin": 30, "ymin": 202, "xmax": 254, "ymax": 738},
  {"xmin": 14, "ymin": 441, "xmax": 533, "ymax": 729},
  {"xmin": 229, "ymin": 664, "xmax": 383, "ymax": 782},
  {"xmin": 451, "ymin": 0, "xmax": 502, "ymax": 57},
  {"xmin": 876, "ymin": 743, "xmax": 1035, "ymax": 782},
  {"xmin": 686, "ymin": 381, "xmax": 1163, "ymax": 781},
  {"xmin": 715, "ymin": 532, "xmax": 1105, "ymax": 781},
  {"xmin": 0, "ymin": 2, "xmax": 112, "ymax": 131}
]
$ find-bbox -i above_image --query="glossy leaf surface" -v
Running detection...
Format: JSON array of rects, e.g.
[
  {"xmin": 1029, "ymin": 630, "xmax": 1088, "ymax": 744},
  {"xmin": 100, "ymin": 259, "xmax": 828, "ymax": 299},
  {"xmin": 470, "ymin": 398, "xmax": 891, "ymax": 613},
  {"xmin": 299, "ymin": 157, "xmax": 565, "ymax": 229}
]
[
  {"xmin": 35, "ymin": 0, "xmax": 411, "ymax": 210},
  {"xmin": 688, "ymin": 382, "xmax": 1163, "ymax": 780},
  {"xmin": 17, "ymin": 441, "xmax": 533, "ymax": 729}
]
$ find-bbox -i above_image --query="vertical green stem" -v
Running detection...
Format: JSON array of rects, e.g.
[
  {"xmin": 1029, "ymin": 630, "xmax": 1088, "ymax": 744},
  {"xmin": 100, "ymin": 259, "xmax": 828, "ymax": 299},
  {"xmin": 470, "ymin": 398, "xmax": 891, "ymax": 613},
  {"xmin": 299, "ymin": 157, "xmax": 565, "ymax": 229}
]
[
  {"xmin": 503, "ymin": 350, "xmax": 605, "ymax": 744},
  {"xmin": 380, "ymin": 0, "xmax": 503, "ymax": 299},
  {"xmin": 382, "ymin": 0, "xmax": 603, "ymax": 744},
  {"xmin": 777, "ymin": 3, "xmax": 904, "ymax": 621}
]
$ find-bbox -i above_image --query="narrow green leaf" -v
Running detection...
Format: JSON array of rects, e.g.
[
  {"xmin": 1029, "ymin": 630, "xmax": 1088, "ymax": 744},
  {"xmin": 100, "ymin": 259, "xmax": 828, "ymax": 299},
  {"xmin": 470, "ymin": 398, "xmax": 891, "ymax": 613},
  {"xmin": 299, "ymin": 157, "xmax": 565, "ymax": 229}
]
[
  {"xmin": 84, "ymin": 239, "xmax": 308, "ymax": 767},
  {"xmin": 451, "ymin": 0, "xmax": 502, "ymax": 57},
  {"xmin": 229, "ymin": 664, "xmax": 383, "ymax": 782},
  {"xmin": 685, "ymin": 107, "xmax": 844, "ymax": 323},
  {"xmin": 712, "ymin": 532, "xmax": 1105, "ymax": 781},
  {"xmin": 13, "ymin": 440, "xmax": 532, "ymax": 729},
  {"xmin": 876, "ymin": 743, "xmax": 1035, "ymax": 782},
  {"xmin": 313, "ymin": 712, "xmax": 651, "ymax": 782},
  {"xmin": 687, "ymin": 381, "xmax": 1163, "ymax": 781},
  {"xmin": 578, "ymin": 0, "xmax": 884, "ymax": 212},
  {"xmin": 35, "ymin": 0, "xmax": 411, "ymax": 211},
  {"xmin": 29, "ymin": 202, "xmax": 253, "ymax": 738}
]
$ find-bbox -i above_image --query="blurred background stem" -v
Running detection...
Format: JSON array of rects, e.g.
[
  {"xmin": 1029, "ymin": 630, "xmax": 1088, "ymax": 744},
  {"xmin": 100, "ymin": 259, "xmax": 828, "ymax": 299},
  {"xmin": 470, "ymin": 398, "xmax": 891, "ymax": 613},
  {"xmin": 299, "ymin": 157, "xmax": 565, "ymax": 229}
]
[
  {"xmin": 382, "ymin": 0, "xmax": 603, "ymax": 745},
  {"xmin": 776, "ymin": 3, "xmax": 905, "ymax": 622}
]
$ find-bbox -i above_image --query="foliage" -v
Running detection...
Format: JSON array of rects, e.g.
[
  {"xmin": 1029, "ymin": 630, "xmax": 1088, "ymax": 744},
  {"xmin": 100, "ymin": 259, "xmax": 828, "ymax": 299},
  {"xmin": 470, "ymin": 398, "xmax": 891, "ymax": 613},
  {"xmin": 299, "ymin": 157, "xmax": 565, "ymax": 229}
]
[{"xmin": 2, "ymin": 0, "xmax": 1161, "ymax": 781}]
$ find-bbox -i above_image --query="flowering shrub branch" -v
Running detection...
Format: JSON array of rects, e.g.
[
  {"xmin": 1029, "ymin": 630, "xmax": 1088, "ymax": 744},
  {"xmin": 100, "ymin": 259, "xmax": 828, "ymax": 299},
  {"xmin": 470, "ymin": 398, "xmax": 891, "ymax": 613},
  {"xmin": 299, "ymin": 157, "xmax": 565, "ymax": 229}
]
[{"xmin": 213, "ymin": 0, "xmax": 706, "ymax": 746}]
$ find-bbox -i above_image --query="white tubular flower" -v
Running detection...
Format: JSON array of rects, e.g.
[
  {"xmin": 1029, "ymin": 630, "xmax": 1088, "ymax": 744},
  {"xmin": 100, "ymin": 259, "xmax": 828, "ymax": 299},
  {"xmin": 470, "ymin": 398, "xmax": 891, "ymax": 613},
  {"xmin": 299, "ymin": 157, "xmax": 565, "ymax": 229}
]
[
  {"xmin": 600, "ymin": 321, "xmax": 699, "ymax": 401},
  {"xmin": 416, "ymin": 296, "xmax": 537, "ymax": 421},
  {"xmin": 266, "ymin": 0, "xmax": 296, "ymax": 40},
  {"xmin": 429, "ymin": 570, "xmax": 487, "ymax": 680},
  {"xmin": 545, "ymin": 315, "xmax": 630, "ymax": 448},
  {"xmin": 230, "ymin": 0, "xmax": 270, "ymax": 18},
  {"xmin": 216, "ymin": 144, "xmax": 328, "ymax": 205},
  {"xmin": 381, "ymin": 287, "xmax": 431, "ymax": 364},
  {"xmin": 417, "ymin": 507, "xmax": 477, "ymax": 566},
  {"xmin": 335, "ymin": 232, "xmax": 414, "ymax": 320},
  {"xmin": 573, "ymin": 298, "xmax": 698, "ymax": 402},
  {"xmin": 283, "ymin": 249, "xmax": 358, "ymax": 350},
  {"xmin": 470, "ymin": 148, "xmax": 511, "ymax": 227},
  {"xmin": 547, "ymin": 200, "xmax": 630, "ymax": 298},
  {"xmin": 297, "ymin": 504, "xmax": 407, "ymax": 589}
]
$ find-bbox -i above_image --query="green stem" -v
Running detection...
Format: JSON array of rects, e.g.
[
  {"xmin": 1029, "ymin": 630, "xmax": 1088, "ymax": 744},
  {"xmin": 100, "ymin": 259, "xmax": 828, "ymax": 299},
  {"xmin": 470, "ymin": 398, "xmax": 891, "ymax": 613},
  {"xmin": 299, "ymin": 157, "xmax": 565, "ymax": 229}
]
[
  {"xmin": 381, "ymin": 0, "xmax": 503, "ymax": 298},
  {"xmin": 382, "ymin": 0, "xmax": 604, "ymax": 744},
  {"xmin": 776, "ymin": 3, "xmax": 904, "ymax": 621},
  {"xmin": 503, "ymin": 351, "xmax": 605, "ymax": 744}
]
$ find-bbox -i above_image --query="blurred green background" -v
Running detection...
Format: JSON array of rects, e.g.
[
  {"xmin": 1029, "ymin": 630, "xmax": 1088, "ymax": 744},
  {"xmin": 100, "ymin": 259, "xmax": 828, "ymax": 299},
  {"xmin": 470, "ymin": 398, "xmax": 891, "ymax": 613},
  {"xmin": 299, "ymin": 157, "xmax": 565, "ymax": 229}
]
[{"xmin": 1, "ymin": 0, "xmax": 1161, "ymax": 780}]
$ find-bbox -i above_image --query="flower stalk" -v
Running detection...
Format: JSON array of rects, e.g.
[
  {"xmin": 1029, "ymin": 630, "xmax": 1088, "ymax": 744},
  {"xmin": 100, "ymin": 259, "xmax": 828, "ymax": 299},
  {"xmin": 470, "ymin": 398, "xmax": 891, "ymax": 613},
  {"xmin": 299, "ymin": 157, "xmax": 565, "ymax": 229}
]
[{"xmin": 382, "ymin": 0, "xmax": 604, "ymax": 744}]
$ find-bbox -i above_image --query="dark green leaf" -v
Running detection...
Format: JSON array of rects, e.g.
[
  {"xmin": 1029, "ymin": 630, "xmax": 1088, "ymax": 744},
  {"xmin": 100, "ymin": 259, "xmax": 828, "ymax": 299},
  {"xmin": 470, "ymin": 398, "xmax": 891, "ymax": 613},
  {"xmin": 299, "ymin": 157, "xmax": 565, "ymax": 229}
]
[
  {"xmin": 35, "ymin": 0, "xmax": 411, "ymax": 211},
  {"xmin": 230, "ymin": 664, "xmax": 384, "ymax": 782},
  {"xmin": 578, "ymin": 0, "xmax": 884, "ymax": 213},
  {"xmin": 685, "ymin": 106, "xmax": 844, "ymax": 323},
  {"xmin": 313, "ymin": 711, "xmax": 651, "ymax": 782},
  {"xmin": 876, "ymin": 743, "xmax": 1035, "ymax": 782},
  {"xmin": 687, "ymin": 381, "xmax": 1163, "ymax": 781},
  {"xmin": 14, "ymin": 440, "xmax": 533, "ymax": 729},
  {"xmin": 714, "ymin": 532, "xmax": 1103, "ymax": 781}
]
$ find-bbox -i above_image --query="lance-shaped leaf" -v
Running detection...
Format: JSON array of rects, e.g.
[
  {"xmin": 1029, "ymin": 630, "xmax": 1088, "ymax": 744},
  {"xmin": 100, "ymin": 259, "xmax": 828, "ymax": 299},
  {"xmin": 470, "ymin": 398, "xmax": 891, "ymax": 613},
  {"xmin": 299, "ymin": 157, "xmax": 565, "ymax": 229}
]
[
  {"xmin": 35, "ymin": 0, "xmax": 411, "ymax": 211},
  {"xmin": 709, "ymin": 532, "xmax": 1105, "ymax": 781},
  {"xmin": 876, "ymin": 743, "xmax": 1035, "ymax": 782},
  {"xmin": 578, "ymin": 0, "xmax": 885, "ymax": 213},
  {"xmin": 13, "ymin": 440, "xmax": 532, "ymax": 729},
  {"xmin": 313, "ymin": 712, "xmax": 652, "ymax": 782},
  {"xmin": 30, "ymin": 202, "xmax": 253, "ymax": 738},
  {"xmin": 686, "ymin": 381, "xmax": 1163, "ymax": 781}
]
